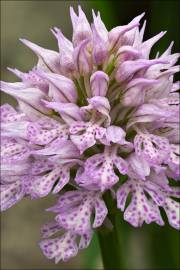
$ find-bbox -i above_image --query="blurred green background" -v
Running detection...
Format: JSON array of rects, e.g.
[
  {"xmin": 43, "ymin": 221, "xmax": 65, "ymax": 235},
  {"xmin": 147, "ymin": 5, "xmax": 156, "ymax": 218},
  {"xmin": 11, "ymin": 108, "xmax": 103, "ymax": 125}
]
[{"xmin": 1, "ymin": 0, "xmax": 180, "ymax": 269}]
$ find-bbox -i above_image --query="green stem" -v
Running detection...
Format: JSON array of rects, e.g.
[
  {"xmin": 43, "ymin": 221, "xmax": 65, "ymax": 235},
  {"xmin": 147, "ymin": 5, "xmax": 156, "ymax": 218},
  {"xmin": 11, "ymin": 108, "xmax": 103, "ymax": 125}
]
[
  {"xmin": 97, "ymin": 192, "xmax": 125, "ymax": 270},
  {"xmin": 104, "ymin": 57, "xmax": 116, "ymax": 76},
  {"xmin": 74, "ymin": 78, "xmax": 87, "ymax": 106},
  {"xmin": 98, "ymin": 223, "xmax": 122, "ymax": 269}
]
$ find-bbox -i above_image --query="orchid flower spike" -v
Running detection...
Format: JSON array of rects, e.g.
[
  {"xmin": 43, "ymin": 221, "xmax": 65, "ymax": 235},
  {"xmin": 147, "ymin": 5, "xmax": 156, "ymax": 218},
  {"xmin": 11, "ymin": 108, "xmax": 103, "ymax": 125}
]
[{"xmin": 1, "ymin": 6, "xmax": 179, "ymax": 265}]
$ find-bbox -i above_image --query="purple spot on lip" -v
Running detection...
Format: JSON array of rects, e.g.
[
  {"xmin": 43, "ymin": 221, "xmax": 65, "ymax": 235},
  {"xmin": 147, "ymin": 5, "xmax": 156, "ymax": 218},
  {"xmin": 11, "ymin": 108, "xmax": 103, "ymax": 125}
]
[{"xmin": 143, "ymin": 205, "xmax": 148, "ymax": 212}]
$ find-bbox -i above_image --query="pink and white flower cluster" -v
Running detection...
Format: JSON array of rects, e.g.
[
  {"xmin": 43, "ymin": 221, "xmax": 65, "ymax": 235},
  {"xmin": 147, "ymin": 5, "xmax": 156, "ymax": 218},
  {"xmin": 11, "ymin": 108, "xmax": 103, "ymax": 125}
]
[{"xmin": 1, "ymin": 6, "xmax": 179, "ymax": 263}]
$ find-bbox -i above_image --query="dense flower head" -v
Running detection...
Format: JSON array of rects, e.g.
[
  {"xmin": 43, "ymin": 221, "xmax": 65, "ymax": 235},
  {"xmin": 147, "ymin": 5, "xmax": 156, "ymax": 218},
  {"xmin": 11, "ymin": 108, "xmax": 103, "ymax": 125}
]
[{"xmin": 1, "ymin": 6, "xmax": 180, "ymax": 263}]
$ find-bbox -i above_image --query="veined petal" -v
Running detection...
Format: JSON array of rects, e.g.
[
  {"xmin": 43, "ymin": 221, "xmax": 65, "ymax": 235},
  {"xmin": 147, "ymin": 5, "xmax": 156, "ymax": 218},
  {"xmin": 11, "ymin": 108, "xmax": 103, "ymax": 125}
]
[
  {"xmin": 51, "ymin": 27, "xmax": 75, "ymax": 75},
  {"xmin": 127, "ymin": 103, "xmax": 176, "ymax": 128},
  {"xmin": 106, "ymin": 125, "xmax": 127, "ymax": 145},
  {"xmin": 140, "ymin": 31, "xmax": 166, "ymax": 59},
  {"xmin": 92, "ymin": 10, "xmax": 108, "ymax": 42},
  {"xmin": 116, "ymin": 59, "xmax": 166, "ymax": 83},
  {"xmin": 7, "ymin": 67, "xmax": 48, "ymax": 92},
  {"xmin": 70, "ymin": 6, "xmax": 92, "ymax": 47},
  {"xmin": 20, "ymin": 38, "xmax": 60, "ymax": 73},
  {"xmin": 90, "ymin": 71, "xmax": 109, "ymax": 97},
  {"xmin": 133, "ymin": 20, "xmax": 146, "ymax": 47},
  {"xmin": 121, "ymin": 13, "xmax": 145, "ymax": 46},
  {"xmin": 109, "ymin": 13, "xmax": 144, "ymax": 51},
  {"xmin": 0, "ymin": 81, "xmax": 25, "ymax": 90},
  {"xmin": 1, "ymin": 160, "xmax": 30, "ymax": 177},
  {"xmin": 82, "ymin": 96, "xmax": 111, "ymax": 126},
  {"xmin": 116, "ymin": 45, "xmax": 140, "ymax": 62},
  {"xmin": 32, "ymin": 140, "xmax": 79, "ymax": 159},
  {"xmin": 92, "ymin": 11, "xmax": 108, "ymax": 65},
  {"xmin": 92, "ymin": 24, "xmax": 108, "ymax": 65},
  {"xmin": 37, "ymin": 70, "xmax": 77, "ymax": 103},
  {"xmin": 73, "ymin": 39, "xmax": 93, "ymax": 75},
  {"xmin": 127, "ymin": 153, "xmax": 150, "ymax": 180},
  {"xmin": 17, "ymin": 100, "xmax": 46, "ymax": 121},
  {"xmin": 122, "ymin": 78, "xmax": 159, "ymax": 107},
  {"xmin": 160, "ymin": 41, "xmax": 174, "ymax": 58},
  {"xmin": 1, "ymin": 121, "xmax": 28, "ymax": 139},
  {"xmin": 43, "ymin": 100, "xmax": 83, "ymax": 125},
  {"xmin": 1, "ymin": 81, "xmax": 51, "ymax": 115}
]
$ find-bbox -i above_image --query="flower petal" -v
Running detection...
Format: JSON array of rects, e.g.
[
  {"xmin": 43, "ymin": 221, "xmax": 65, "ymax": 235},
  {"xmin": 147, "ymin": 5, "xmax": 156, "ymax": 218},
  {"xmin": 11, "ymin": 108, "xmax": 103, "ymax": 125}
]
[
  {"xmin": 0, "ymin": 180, "xmax": 25, "ymax": 211},
  {"xmin": 1, "ymin": 81, "xmax": 51, "ymax": 115},
  {"xmin": 20, "ymin": 38, "xmax": 60, "ymax": 73},
  {"xmin": 163, "ymin": 198, "xmax": 180, "ymax": 229},
  {"xmin": 37, "ymin": 70, "xmax": 77, "ymax": 103},
  {"xmin": 39, "ymin": 232, "xmax": 78, "ymax": 263},
  {"xmin": 93, "ymin": 197, "xmax": 108, "ymax": 228},
  {"xmin": 41, "ymin": 221, "xmax": 62, "ymax": 239},
  {"xmin": 43, "ymin": 100, "xmax": 83, "ymax": 125}
]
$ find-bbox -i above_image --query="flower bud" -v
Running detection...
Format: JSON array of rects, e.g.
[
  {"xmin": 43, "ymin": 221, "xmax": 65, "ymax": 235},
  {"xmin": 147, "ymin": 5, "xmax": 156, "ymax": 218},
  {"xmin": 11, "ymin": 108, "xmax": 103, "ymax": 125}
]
[
  {"xmin": 121, "ymin": 78, "xmax": 158, "ymax": 107},
  {"xmin": 116, "ymin": 46, "xmax": 140, "ymax": 63},
  {"xmin": 70, "ymin": 6, "xmax": 92, "ymax": 47},
  {"xmin": 73, "ymin": 39, "xmax": 93, "ymax": 76},
  {"xmin": 43, "ymin": 100, "xmax": 83, "ymax": 125},
  {"xmin": 36, "ymin": 70, "xmax": 77, "ymax": 103},
  {"xmin": 90, "ymin": 71, "xmax": 109, "ymax": 96},
  {"xmin": 108, "ymin": 13, "xmax": 145, "ymax": 51},
  {"xmin": 51, "ymin": 28, "xmax": 75, "ymax": 75},
  {"xmin": 0, "ymin": 81, "xmax": 50, "ymax": 115},
  {"xmin": 92, "ymin": 25, "xmax": 108, "ymax": 65},
  {"xmin": 140, "ymin": 31, "xmax": 166, "ymax": 59},
  {"xmin": 20, "ymin": 39, "xmax": 60, "ymax": 73},
  {"xmin": 81, "ymin": 96, "xmax": 111, "ymax": 126},
  {"xmin": 92, "ymin": 11, "xmax": 108, "ymax": 65},
  {"xmin": 106, "ymin": 125, "xmax": 127, "ymax": 144},
  {"xmin": 115, "ymin": 59, "xmax": 167, "ymax": 83},
  {"xmin": 7, "ymin": 67, "xmax": 48, "ymax": 92},
  {"xmin": 127, "ymin": 153, "xmax": 150, "ymax": 180}
]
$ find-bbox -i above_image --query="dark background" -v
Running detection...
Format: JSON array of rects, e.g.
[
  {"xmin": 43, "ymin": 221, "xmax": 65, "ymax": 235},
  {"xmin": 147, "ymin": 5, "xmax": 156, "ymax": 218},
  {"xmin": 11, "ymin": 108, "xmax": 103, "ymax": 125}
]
[{"xmin": 1, "ymin": 1, "xmax": 180, "ymax": 269}]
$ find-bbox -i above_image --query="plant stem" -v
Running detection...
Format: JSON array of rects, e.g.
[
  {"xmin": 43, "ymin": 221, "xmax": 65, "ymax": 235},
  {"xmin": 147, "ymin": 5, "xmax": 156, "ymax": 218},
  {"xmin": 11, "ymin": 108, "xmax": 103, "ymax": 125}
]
[
  {"xmin": 97, "ymin": 192, "xmax": 124, "ymax": 270},
  {"xmin": 74, "ymin": 78, "xmax": 87, "ymax": 106},
  {"xmin": 98, "ymin": 224, "xmax": 122, "ymax": 269}
]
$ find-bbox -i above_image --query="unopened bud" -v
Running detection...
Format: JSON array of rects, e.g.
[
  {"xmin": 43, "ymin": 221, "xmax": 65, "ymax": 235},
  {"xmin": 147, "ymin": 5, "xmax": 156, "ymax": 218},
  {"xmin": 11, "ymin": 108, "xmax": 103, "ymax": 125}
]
[
  {"xmin": 73, "ymin": 39, "xmax": 93, "ymax": 76},
  {"xmin": 90, "ymin": 71, "xmax": 109, "ymax": 96}
]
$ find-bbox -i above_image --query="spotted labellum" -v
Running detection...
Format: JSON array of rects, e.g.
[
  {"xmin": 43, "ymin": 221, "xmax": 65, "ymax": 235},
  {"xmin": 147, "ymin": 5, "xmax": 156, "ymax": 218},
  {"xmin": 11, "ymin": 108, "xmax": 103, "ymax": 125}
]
[{"xmin": 1, "ymin": 6, "xmax": 179, "ymax": 264}]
